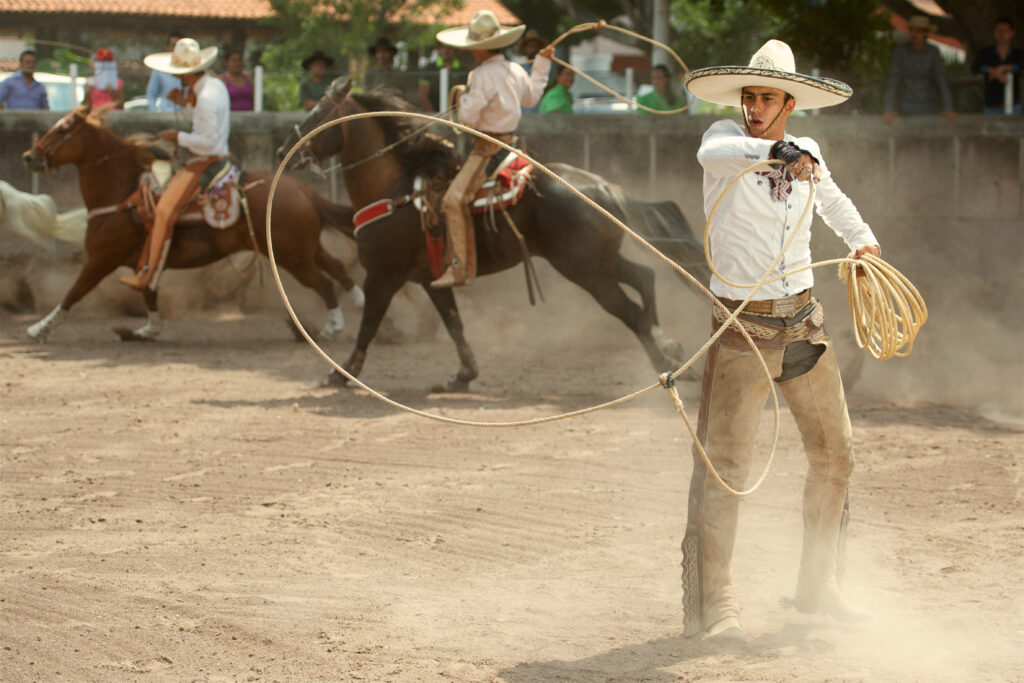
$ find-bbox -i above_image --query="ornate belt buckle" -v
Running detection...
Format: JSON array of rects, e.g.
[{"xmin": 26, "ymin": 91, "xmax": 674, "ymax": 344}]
[{"xmin": 772, "ymin": 296, "xmax": 797, "ymax": 317}]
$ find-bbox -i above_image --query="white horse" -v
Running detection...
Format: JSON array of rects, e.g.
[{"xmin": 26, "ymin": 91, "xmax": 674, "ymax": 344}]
[{"xmin": 0, "ymin": 180, "xmax": 87, "ymax": 251}]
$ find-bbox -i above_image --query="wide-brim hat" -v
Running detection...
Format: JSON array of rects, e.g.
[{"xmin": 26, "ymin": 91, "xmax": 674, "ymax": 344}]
[
  {"xmin": 517, "ymin": 28, "xmax": 547, "ymax": 55},
  {"xmin": 302, "ymin": 49, "xmax": 336, "ymax": 70},
  {"xmin": 367, "ymin": 37, "xmax": 398, "ymax": 57},
  {"xmin": 144, "ymin": 37, "xmax": 217, "ymax": 75},
  {"xmin": 907, "ymin": 15, "xmax": 938, "ymax": 33},
  {"xmin": 437, "ymin": 10, "xmax": 526, "ymax": 51},
  {"xmin": 685, "ymin": 39, "xmax": 851, "ymax": 111}
]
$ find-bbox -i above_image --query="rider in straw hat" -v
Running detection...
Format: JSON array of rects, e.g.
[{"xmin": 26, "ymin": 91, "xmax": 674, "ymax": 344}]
[
  {"xmin": 120, "ymin": 38, "xmax": 229, "ymax": 291},
  {"xmin": 680, "ymin": 40, "xmax": 879, "ymax": 641},
  {"xmin": 429, "ymin": 10, "xmax": 553, "ymax": 288}
]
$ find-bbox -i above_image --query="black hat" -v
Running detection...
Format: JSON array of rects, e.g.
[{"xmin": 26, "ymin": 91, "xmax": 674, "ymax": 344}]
[
  {"xmin": 302, "ymin": 49, "xmax": 335, "ymax": 70},
  {"xmin": 368, "ymin": 37, "xmax": 398, "ymax": 56}
]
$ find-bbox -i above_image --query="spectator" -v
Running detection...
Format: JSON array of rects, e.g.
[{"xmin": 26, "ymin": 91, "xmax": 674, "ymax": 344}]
[
  {"xmin": 636, "ymin": 64, "xmax": 681, "ymax": 113},
  {"xmin": 365, "ymin": 37, "xmax": 412, "ymax": 99},
  {"xmin": 84, "ymin": 48, "xmax": 124, "ymax": 109},
  {"xmin": 0, "ymin": 49, "xmax": 49, "ymax": 110},
  {"xmin": 883, "ymin": 15, "xmax": 956, "ymax": 123},
  {"xmin": 538, "ymin": 64, "xmax": 574, "ymax": 114},
  {"xmin": 418, "ymin": 42, "xmax": 466, "ymax": 113},
  {"xmin": 147, "ymin": 31, "xmax": 185, "ymax": 111},
  {"xmin": 221, "ymin": 48, "xmax": 254, "ymax": 111},
  {"xmin": 517, "ymin": 28, "xmax": 548, "ymax": 113},
  {"xmin": 971, "ymin": 16, "xmax": 1023, "ymax": 114},
  {"xmin": 299, "ymin": 49, "xmax": 335, "ymax": 112}
]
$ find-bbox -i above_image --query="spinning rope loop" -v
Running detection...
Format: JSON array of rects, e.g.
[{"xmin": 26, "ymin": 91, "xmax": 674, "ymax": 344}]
[
  {"xmin": 545, "ymin": 20, "xmax": 692, "ymax": 115},
  {"xmin": 267, "ymin": 111, "xmax": 926, "ymax": 498}
]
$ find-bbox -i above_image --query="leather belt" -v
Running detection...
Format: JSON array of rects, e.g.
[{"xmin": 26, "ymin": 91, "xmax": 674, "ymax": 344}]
[{"xmin": 717, "ymin": 289, "xmax": 811, "ymax": 318}]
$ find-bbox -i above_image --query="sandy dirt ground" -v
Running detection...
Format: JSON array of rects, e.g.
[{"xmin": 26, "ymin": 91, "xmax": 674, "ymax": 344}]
[{"xmin": 2, "ymin": 257, "xmax": 1023, "ymax": 682}]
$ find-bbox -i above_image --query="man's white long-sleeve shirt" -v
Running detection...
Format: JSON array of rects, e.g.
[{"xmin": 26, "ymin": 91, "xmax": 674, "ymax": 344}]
[
  {"xmin": 698, "ymin": 119, "xmax": 877, "ymax": 301},
  {"xmin": 178, "ymin": 73, "xmax": 230, "ymax": 158},
  {"xmin": 459, "ymin": 54, "xmax": 550, "ymax": 133}
]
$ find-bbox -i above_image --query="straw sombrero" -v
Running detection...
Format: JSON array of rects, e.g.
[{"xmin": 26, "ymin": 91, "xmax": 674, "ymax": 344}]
[
  {"xmin": 144, "ymin": 37, "xmax": 218, "ymax": 75},
  {"xmin": 685, "ymin": 40, "xmax": 851, "ymax": 110},
  {"xmin": 437, "ymin": 10, "xmax": 525, "ymax": 51}
]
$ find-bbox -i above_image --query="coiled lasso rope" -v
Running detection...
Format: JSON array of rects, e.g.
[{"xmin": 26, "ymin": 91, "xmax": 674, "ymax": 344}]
[{"xmin": 267, "ymin": 113, "xmax": 926, "ymax": 497}]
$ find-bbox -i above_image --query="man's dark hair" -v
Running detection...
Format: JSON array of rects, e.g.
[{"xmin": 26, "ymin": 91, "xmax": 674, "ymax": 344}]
[
  {"xmin": 994, "ymin": 16, "xmax": 1013, "ymax": 29},
  {"xmin": 19, "ymin": 49, "xmax": 36, "ymax": 61},
  {"xmin": 169, "ymin": 30, "xmax": 185, "ymax": 40}
]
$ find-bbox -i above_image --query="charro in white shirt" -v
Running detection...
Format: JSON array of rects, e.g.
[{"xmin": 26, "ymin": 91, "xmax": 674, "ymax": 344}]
[
  {"xmin": 458, "ymin": 53, "xmax": 550, "ymax": 133},
  {"xmin": 177, "ymin": 73, "xmax": 230, "ymax": 158},
  {"xmin": 698, "ymin": 119, "xmax": 877, "ymax": 301}
]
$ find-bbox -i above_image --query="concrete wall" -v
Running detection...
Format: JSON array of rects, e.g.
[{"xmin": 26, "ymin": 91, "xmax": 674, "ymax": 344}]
[{"xmin": 2, "ymin": 111, "xmax": 1022, "ymax": 414}]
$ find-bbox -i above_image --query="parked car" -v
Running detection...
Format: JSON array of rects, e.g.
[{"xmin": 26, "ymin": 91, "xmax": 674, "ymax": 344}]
[{"xmin": 0, "ymin": 71, "xmax": 85, "ymax": 110}]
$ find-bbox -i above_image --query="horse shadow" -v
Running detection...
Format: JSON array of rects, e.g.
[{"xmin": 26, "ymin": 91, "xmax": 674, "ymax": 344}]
[{"xmin": 497, "ymin": 621, "xmax": 828, "ymax": 682}]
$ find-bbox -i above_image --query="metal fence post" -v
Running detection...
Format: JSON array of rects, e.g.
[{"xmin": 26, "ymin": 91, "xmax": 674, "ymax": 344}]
[{"xmin": 439, "ymin": 67, "xmax": 450, "ymax": 114}]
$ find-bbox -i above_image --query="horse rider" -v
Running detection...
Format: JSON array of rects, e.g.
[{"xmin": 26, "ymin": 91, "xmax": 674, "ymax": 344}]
[
  {"xmin": 680, "ymin": 40, "xmax": 880, "ymax": 641},
  {"xmin": 120, "ymin": 38, "xmax": 229, "ymax": 291},
  {"xmin": 429, "ymin": 10, "xmax": 552, "ymax": 289}
]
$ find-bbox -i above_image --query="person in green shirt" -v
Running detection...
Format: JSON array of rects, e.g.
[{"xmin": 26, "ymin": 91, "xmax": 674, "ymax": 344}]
[
  {"xmin": 539, "ymin": 65, "xmax": 574, "ymax": 114},
  {"xmin": 299, "ymin": 50, "xmax": 335, "ymax": 111},
  {"xmin": 636, "ymin": 64, "xmax": 682, "ymax": 113}
]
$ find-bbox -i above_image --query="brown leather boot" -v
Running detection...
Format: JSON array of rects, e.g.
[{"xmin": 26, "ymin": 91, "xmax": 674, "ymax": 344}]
[
  {"xmin": 119, "ymin": 271, "xmax": 147, "ymax": 290},
  {"xmin": 430, "ymin": 215, "xmax": 470, "ymax": 288}
]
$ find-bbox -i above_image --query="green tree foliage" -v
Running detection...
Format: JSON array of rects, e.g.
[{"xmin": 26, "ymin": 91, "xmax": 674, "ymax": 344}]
[
  {"xmin": 759, "ymin": 0, "xmax": 891, "ymax": 78},
  {"xmin": 670, "ymin": 0, "xmax": 783, "ymax": 70},
  {"xmin": 258, "ymin": 0, "xmax": 462, "ymax": 109}
]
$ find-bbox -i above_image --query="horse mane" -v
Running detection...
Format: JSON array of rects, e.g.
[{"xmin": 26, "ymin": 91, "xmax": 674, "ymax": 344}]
[
  {"xmin": 81, "ymin": 113, "xmax": 157, "ymax": 170},
  {"xmin": 349, "ymin": 90, "xmax": 459, "ymax": 181}
]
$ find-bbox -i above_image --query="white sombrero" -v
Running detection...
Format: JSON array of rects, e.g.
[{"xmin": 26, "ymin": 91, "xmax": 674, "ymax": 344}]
[
  {"xmin": 685, "ymin": 40, "xmax": 851, "ymax": 110},
  {"xmin": 436, "ymin": 10, "xmax": 526, "ymax": 51},
  {"xmin": 144, "ymin": 38, "xmax": 218, "ymax": 75}
]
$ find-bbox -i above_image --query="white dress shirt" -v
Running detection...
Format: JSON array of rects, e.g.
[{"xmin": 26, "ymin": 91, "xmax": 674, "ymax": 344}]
[
  {"xmin": 178, "ymin": 73, "xmax": 230, "ymax": 158},
  {"xmin": 698, "ymin": 119, "xmax": 878, "ymax": 301},
  {"xmin": 459, "ymin": 54, "xmax": 550, "ymax": 133}
]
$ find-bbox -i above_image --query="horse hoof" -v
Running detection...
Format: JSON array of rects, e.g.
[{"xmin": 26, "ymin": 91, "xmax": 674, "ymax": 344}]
[
  {"xmin": 322, "ymin": 369, "xmax": 352, "ymax": 388},
  {"xmin": 432, "ymin": 375, "xmax": 471, "ymax": 393},
  {"xmin": 113, "ymin": 327, "xmax": 157, "ymax": 342}
]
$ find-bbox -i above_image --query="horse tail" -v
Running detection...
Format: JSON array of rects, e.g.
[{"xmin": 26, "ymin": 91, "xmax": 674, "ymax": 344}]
[
  {"xmin": 619, "ymin": 198, "xmax": 711, "ymax": 285},
  {"xmin": 308, "ymin": 190, "xmax": 356, "ymax": 239}
]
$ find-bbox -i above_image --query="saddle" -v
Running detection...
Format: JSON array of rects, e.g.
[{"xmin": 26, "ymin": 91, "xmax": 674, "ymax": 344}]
[
  {"xmin": 145, "ymin": 157, "xmax": 246, "ymax": 229},
  {"xmin": 469, "ymin": 151, "xmax": 533, "ymax": 215}
]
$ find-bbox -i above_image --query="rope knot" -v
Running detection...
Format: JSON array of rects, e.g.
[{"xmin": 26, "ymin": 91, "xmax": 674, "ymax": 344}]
[{"xmin": 658, "ymin": 371, "xmax": 676, "ymax": 389}]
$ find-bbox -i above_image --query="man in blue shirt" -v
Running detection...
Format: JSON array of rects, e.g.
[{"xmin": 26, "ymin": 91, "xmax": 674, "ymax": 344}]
[
  {"xmin": 146, "ymin": 31, "xmax": 185, "ymax": 111},
  {"xmin": 0, "ymin": 50, "xmax": 49, "ymax": 110}
]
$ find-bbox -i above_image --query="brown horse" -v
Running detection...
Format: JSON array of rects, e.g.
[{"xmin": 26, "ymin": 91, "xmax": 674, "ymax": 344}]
[
  {"xmin": 278, "ymin": 81, "xmax": 709, "ymax": 390},
  {"xmin": 22, "ymin": 101, "xmax": 361, "ymax": 342}
]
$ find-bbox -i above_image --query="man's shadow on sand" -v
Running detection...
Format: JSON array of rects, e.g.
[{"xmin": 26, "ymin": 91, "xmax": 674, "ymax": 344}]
[{"xmin": 498, "ymin": 621, "xmax": 834, "ymax": 682}]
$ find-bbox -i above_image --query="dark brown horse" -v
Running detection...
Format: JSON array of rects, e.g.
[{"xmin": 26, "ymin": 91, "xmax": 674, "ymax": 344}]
[
  {"xmin": 278, "ymin": 81, "xmax": 708, "ymax": 390},
  {"xmin": 22, "ymin": 101, "xmax": 361, "ymax": 342}
]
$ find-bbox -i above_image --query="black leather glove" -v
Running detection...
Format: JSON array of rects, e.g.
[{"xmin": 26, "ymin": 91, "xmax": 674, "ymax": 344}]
[
  {"xmin": 770, "ymin": 140, "xmax": 803, "ymax": 164},
  {"xmin": 770, "ymin": 140, "xmax": 820, "ymax": 166}
]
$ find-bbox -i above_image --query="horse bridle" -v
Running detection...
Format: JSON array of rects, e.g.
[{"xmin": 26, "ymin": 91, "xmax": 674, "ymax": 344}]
[
  {"xmin": 292, "ymin": 95, "xmax": 345, "ymax": 169},
  {"xmin": 33, "ymin": 113, "xmax": 86, "ymax": 169}
]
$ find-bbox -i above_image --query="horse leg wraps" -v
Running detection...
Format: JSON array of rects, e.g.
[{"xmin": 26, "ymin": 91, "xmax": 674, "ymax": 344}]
[
  {"xmin": 681, "ymin": 342, "xmax": 783, "ymax": 637},
  {"xmin": 777, "ymin": 343, "xmax": 856, "ymax": 614}
]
